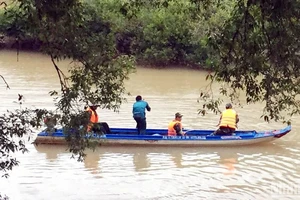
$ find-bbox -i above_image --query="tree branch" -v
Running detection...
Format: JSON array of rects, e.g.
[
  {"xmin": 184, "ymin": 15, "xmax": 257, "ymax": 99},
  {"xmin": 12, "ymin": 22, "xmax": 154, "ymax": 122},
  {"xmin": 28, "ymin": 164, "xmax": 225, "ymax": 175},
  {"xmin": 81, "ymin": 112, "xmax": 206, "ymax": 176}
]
[
  {"xmin": 0, "ymin": 2, "xmax": 7, "ymax": 9},
  {"xmin": 50, "ymin": 55, "xmax": 69, "ymax": 92},
  {"xmin": 0, "ymin": 75, "xmax": 10, "ymax": 89}
]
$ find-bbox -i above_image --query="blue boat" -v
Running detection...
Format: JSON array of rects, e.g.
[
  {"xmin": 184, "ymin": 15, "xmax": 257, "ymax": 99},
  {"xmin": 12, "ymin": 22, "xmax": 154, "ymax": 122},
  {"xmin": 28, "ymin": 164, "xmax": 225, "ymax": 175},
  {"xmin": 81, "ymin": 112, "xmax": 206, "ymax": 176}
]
[{"xmin": 34, "ymin": 125, "xmax": 292, "ymax": 147}]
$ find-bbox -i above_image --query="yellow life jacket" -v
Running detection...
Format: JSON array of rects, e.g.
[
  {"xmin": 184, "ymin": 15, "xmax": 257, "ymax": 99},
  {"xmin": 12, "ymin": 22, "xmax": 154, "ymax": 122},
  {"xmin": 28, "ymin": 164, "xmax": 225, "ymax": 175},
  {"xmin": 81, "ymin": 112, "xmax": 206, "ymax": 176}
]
[
  {"xmin": 168, "ymin": 120, "xmax": 182, "ymax": 136},
  {"xmin": 219, "ymin": 109, "xmax": 237, "ymax": 129}
]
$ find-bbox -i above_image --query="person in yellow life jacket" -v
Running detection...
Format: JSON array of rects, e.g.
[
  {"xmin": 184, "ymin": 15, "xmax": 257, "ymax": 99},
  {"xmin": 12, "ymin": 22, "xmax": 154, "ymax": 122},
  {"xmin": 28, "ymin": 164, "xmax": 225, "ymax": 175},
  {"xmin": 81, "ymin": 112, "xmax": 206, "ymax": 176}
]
[
  {"xmin": 168, "ymin": 112, "xmax": 185, "ymax": 136},
  {"xmin": 214, "ymin": 103, "xmax": 239, "ymax": 135},
  {"xmin": 86, "ymin": 105, "xmax": 99, "ymax": 132}
]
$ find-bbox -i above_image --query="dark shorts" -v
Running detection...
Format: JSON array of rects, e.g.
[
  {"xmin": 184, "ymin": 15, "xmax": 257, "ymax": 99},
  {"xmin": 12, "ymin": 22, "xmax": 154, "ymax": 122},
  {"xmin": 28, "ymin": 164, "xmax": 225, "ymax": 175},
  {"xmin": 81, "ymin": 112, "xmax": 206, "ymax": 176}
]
[
  {"xmin": 93, "ymin": 122, "xmax": 111, "ymax": 134},
  {"xmin": 214, "ymin": 127, "xmax": 235, "ymax": 135}
]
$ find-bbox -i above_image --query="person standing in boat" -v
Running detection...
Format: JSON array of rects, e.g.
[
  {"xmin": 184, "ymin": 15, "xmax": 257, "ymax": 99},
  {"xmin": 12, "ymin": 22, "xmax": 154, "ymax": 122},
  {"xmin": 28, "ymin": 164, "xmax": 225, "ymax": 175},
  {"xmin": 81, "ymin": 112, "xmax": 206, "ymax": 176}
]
[
  {"xmin": 168, "ymin": 112, "xmax": 185, "ymax": 136},
  {"xmin": 132, "ymin": 95, "xmax": 151, "ymax": 135},
  {"xmin": 214, "ymin": 103, "xmax": 239, "ymax": 135}
]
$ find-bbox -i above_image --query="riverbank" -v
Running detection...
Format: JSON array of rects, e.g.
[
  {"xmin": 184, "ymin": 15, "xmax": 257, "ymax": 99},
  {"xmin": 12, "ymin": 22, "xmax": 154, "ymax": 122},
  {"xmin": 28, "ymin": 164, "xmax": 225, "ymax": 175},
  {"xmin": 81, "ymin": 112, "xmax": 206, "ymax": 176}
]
[{"xmin": 0, "ymin": 36, "xmax": 203, "ymax": 69}]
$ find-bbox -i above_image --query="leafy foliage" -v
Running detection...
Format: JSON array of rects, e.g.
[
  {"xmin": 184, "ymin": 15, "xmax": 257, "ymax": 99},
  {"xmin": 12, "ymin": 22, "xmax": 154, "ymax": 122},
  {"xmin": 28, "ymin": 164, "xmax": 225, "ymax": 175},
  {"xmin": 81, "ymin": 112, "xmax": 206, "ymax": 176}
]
[
  {"xmin": 0, "ymin": 0, "xmax": 136, "ymax": 177},
  {"xmin": 25, "ymin": 0, "xmax": 135, "ymax": 157},
  {"xmin": 0, "ymin": 108, "xmax": 50, "ymax": 178},
  {"xmin": 135, "ymin": 1, "xmax": 195, "ymax": 65},
  {"xmin": 203, "ymin": 0, "xmax": 300, "ymax": 123},
  {"xmin": 189, "ymin": 0, "xmax": 235, "ymax": 67},
  {"xmin": 0, "ymin": 0, "xmax": 233, "ymax": 66},
  {"xmin": 0, "ymin": 193, "xmax": 9, "ymax": 200}
]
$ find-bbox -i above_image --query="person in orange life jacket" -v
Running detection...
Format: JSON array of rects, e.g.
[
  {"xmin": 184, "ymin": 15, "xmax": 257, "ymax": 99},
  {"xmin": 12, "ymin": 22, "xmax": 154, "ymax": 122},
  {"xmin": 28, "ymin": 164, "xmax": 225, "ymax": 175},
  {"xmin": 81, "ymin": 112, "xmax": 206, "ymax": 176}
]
[
  {"xmin": 132, "ymin": 95, "xmax": 151, "ymax": 135},
  {"xmin": 214, "ymin": 103, "xmax": 239, "ymax": 135},
  {"xmin": 85, "ymin": 105, "xmax": 99, "ymax": 132},
  {"xmin": 84, "ymin": 105, "xmax": 111, "ymax": 134},
  {"xmin": 168, "ymin": 112, "xmax": 185, "ymax": 136}
]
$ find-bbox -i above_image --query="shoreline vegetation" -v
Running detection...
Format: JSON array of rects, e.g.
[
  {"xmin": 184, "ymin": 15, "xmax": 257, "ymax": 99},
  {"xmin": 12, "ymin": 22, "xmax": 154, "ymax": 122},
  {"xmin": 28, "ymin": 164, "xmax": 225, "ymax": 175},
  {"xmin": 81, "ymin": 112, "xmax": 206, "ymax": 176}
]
[
  {"xmin": 0, "ymin": 35, "xmax": 203, "ymax": 69},
  {"xmin": 0, "ymin": 0, "xmax": 235, "ymax": 69},
  {"xmin": 0, "ymin": 35, "xmax": 42, "ymax": 50},
  {"xmin": 0, "ymin": 36, "xmax": 203, "ymax": 69}
]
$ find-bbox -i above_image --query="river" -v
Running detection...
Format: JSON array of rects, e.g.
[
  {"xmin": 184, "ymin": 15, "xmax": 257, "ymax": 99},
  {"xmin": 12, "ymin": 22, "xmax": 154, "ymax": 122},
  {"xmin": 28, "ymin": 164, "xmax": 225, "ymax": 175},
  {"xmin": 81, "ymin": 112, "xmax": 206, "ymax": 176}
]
[{"xmin": 0, "ymin": 50, "xmax": 299, "ymax": 200}]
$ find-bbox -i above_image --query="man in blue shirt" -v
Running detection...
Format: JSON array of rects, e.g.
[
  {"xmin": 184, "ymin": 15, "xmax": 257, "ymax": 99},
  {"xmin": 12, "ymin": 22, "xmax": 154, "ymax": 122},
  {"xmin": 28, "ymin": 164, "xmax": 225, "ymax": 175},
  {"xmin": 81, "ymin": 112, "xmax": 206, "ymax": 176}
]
[{"xmin": 132, "ymin": 95, "xmax": 151, "ymax": 135}]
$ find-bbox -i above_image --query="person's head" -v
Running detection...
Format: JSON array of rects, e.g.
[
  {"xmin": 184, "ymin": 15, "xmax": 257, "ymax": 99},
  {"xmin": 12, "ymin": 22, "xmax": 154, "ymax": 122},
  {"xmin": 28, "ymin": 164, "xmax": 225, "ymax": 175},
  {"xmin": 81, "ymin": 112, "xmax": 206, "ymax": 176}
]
[
  {"xmin": 136, "ymin": 95, "xmax": 142, "ymax": 102},
  {"xmin": 175, "ymin": 112, "xmax": 183, "ymax": 121},
  {"xmin": 225, "ymin": 103, "xmax": 232, "ymax": 109},
  {"xmin": 90, "ymin": 105, "xmax": 98, "ymax": 111}
]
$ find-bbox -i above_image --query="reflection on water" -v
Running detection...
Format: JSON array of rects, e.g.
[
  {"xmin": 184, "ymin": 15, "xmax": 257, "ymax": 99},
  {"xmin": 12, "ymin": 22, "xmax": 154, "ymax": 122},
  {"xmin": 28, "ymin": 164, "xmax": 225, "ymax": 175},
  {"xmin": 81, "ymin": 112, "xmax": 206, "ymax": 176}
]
[
  {"xmin": 84, "ymin": 152, "xmax": 101, "ymax": 176},
  {"xmin": 1, "ymin": 142, "xmax": 299, "ymax": 199},
  {"xmin": 218, "ymin": 151, "xmax": 238, "ymax": 175},
  {"xmin": 171, "ymin": 152, "xmax": 183, "ymax": 168},
  {"xmin": 1, "ymin": 50, "xmax": 300, "ymax": 199},
  {"xmin": 33, "ymin": 143, "xmax": 291, "ymax": 175},
  {"xmin": 34, "ymin": 145, "xmax": 185, "ymax": 173},
  {"xmin": 133, "ymin": 150, "xmax": 150, "ymax": 172},
  {"xmin": 34, "ymin": 145, "xmax": 102, "ymax": 175}
]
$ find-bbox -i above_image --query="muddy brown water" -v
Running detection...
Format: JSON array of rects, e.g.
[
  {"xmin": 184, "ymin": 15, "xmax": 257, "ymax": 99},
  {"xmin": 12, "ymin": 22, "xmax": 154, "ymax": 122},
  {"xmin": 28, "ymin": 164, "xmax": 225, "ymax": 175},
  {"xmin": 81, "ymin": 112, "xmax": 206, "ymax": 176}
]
[{"xmin": 0, "ymin": 50, "xmax": 299, "ymax": 200}]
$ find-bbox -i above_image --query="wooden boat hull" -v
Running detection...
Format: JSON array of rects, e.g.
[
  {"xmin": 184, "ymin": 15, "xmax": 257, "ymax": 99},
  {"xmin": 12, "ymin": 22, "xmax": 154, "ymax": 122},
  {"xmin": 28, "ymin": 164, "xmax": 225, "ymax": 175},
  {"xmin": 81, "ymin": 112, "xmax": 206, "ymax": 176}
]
[{"xmin": 34, "ymin": 125, "xmax": 291, "ymax": 147}]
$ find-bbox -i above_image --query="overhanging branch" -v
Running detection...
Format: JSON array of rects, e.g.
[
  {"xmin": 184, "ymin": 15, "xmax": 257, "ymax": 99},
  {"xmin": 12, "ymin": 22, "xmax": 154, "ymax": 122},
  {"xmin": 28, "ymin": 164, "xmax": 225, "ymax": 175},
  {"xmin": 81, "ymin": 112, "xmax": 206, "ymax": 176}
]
[
  {"xmin": 50, "ymin": 55, "xmax": 69, "ymax": 92},
  {"xmin": 0, "ymin": 75, "xmax": 10, "ymax": 89}
]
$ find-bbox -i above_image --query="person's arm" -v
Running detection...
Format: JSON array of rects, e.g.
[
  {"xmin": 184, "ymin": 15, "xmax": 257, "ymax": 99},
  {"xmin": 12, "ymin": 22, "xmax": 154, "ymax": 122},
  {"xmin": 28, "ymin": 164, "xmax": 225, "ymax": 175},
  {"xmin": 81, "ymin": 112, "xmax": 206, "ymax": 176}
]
[
  {"xmin": 217, "ymin": 115, "xmax": 222, "ymax": 127},
  {"xmin": 236, "ymin": 114, "xmax": 239, "ymax": 123},
  {"xmin": 173, "ymin": 123, "xmax": 182, "ymax": 135},
  {"xmin": 85, "ymin": 108, "xmax": 91, "ymax": 114},
  {"xmin": 85, "ymin": 110, "xmax": 92, "ymax": 122},
  {"xmin": 146, "ymin": 103, "xmax": 151, "ymax": 112}
]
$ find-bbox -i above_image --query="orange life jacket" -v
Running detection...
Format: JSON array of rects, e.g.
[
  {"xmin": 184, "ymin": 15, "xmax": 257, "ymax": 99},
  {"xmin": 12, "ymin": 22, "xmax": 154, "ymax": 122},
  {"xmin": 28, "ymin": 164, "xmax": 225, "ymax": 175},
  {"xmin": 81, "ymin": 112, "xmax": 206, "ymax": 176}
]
[
  {"xmin": 86, "ymin": 107, "xmax": 99, "ymax": 131},
  {"xmin": 219, "ymin": 109, "xmax": 237, "ymax": 129},
  {"xmin": 86, "ymin": 107, "xmax": 98, "ymax": 123},
  {"xmin": 168, "ymin": 120, "xmax": 182, "ymax": 136}
]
